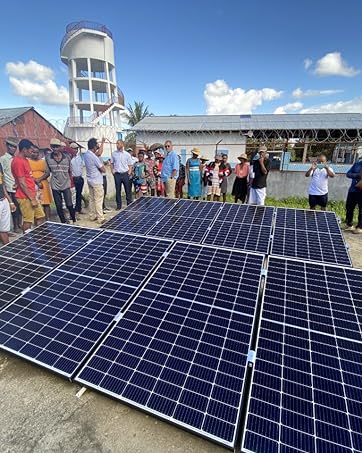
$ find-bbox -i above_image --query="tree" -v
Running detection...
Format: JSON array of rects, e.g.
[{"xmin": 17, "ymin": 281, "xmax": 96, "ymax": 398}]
[{"xmin": 125, "ymin": 101, "xmax": 153, "ymax": 126}]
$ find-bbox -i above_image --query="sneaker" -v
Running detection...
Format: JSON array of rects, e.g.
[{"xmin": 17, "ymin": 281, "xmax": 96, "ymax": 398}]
[
  {"xmin": 344, "ymin": 225, "xmax": 355, "ymax": 231},
  {"xmin": 352, "ymin": 227, "xmax": 362, "ymax": 234}
]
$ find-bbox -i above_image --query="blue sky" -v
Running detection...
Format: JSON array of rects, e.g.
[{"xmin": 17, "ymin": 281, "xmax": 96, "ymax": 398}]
[{"xmin": 1, "ymin": 0, "xmax": 362, "ymax": 123}]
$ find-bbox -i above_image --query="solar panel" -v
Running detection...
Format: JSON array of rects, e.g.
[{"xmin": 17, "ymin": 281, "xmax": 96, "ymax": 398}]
[
  {"xmin": 203, "ymin": 221, "xmax": 271, "ymax": 254},
  {"xmin": 262, "ymin": 257, "xmax": 362, "ymax": 342},
  {"xmin": 242, "ymin": 320, "xmax": 362, "ymax": 453},
  {"xmin": 219, "ymin": 204, "xmax": 274, "ymax": 226},
  {"xmin": 0, "ymin": 222, "xmax": 100, "ymax": 267},
  {"xmin": 0, "ymin": 257, "xmax": 51, "ymax": 309},
  {"xmin": 271, "ymin": 226, "xmax": 351, "ymax": 266},
  {"xmin": 147, "ymin": 215, "xmax": 213, "ymax": 243},
  {"xmin": 125, "ymin": 197, "xmax": 178, "ymax": 215},
  {"xmin": 166, "ymin": 199, "xmax": 222, "ymax": 219},
  {"xmin": 275, "ymin": 207, "xmax": 341, "ymax": 234},
  {"xmin": 102, "ymin": 211, "xmax": 162, "ymax": 234},
  {"xmin": 76, "ymin": 244, "xmax": 265, "ymax": 447}
]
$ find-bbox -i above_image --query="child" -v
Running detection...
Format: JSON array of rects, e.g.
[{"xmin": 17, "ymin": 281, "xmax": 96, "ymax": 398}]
[{"xmin": 133, "ymin": 151, "xmax": 149, "ymax": 198}]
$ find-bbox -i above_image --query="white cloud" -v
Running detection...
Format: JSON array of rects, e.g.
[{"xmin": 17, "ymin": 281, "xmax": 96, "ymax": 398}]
[
  {"xmin": 300, "ymin": 97, "xmax": 362, "ymax": 113},
  {"xmin": 292, "ymin": 87, "xmax": 344, "ymax": 98},
  {"xmin": 273, "ymin": 102, "xmax": 303, "ymax": 114},
  {"xmin": 204, "ymin": 79, "xmax": 283, "ymax": 114},
  {"xmin": 314, "ymin": 52, "xmax": 360, "ymax": 77},
  {"xmin": 304, "ymin": 58, "xmax": 313, "ymax": 70},
  {"xmin": 6, "ymin": 60, "xmax": 69, "ymax": 106}
]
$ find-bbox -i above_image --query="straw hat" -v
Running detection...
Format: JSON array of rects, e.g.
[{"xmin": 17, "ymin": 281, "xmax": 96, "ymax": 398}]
[
  {"xmin": 190, "ymin": 147, "xmax": 201, "ymax": 156},
  {"xmin": 200, "ymin": 155, "xmax": 208, "ymax": 161},
  {"xmin": 70, "ymin": 142, "xmax": 79, "ymax": 149},
  {"xmin": 50, "ymin": 138, "xmax": 61, "ymax": 146},
  {"xmin": 60, "ymin": 141, "xmax": 67, "ymax": 147},
  {"xmin": 5, "ymin": 138, "xmax": 18, "ymax": 147},
  {"xmin": 237, "ymin": 153, "xmax": 248, "ymax": 161}
]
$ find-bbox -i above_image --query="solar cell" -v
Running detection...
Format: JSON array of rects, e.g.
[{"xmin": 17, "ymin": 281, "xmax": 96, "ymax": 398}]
[
  {"xmin": 242, "ymin": 319, "xmax": 362, "ymax": 453},
  {"xmin": 102, "ymin": 211, "xmax": 162, "ymax": 234},
  {"xmin": 0, "ymin": 257, "xmax": 51, "ymax": 309},
  {"xmin": 262, "ymin": 257, "xmax": 362, "ymax": 342},
  {"xmin": 76, "ymin": 244, "xmax": 264, "ymax": 447},
  {"xmin": 0, "ymin": 222, "xmax": 100, "ymax": 267},
  {"xmin": 166, "ymin": 199, "xmax": 222, "ymax": 219},
  {"xmin": 147, "ymin": 215, "xmax": 213, "ymax": 242},
  {"xmin": 125, "ymin": 197, "xmax": 178, "ymax": 215},
  {"xmin": 203, "ymin": 221, "xmax": 271, "ymax": 254},
  {"xmin": 275, "ymin": 207, "xmax": 341, "ymax": 234},
  {"xmin": 271, "ymin": 226, "xmax": 351, "ymax": 266},
  {"xmin": 220, "ymin": 204, "xmax": 274, "ymax": 226}
]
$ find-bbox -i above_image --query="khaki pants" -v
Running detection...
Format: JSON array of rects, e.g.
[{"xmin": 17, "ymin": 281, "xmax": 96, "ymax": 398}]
[
  {"xmin": 164, "ymin": 178, "xmax": 176, "ymax": 198},
  {"xmin": 88, "ymin": 184, "xmax": 104, "ymax": 222}
]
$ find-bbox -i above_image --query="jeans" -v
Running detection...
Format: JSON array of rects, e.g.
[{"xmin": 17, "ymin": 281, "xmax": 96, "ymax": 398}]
[
  {"xmin": 73, "ymin": 176, "xmax": 84, "ymax": 213},
  {"xmin": 52, "ymin": 188, "xmax": 76, "ymax": 223},
  {"xmin": 114, "ymin": 172, "xmax": 132, "ymax": 208},
  {"xmin": 346, "ymin": 191, "xmax": 362, "ymax": 228}
]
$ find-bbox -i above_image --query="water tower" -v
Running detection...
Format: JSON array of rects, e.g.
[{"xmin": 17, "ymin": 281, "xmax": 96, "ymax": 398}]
[{"xmin": 60, "ymin": 21, "xmax": 125, "ymax": 154}]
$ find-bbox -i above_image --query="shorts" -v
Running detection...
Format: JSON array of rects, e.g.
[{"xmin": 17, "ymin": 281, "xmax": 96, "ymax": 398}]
[
  {"xmin": 17, "ymin": 198, "xmax": 45, "ymax": 223},
  {"xmin": 0, "ymin": 198, "xmax": 11, "ymax": 232},
  {"xmin": 309, "ymin": 194, "xmax": 328, "ymax": 208}
]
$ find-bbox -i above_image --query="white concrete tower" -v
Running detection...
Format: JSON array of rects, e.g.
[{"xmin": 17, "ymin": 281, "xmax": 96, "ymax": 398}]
[{"xmin": 61, "ymin": 21, "xmax": 125, "ymax": 155}]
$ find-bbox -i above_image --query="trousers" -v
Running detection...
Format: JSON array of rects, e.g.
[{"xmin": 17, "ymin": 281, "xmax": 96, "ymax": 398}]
[
  {"xmin": 88, "ymin": 184, "xmax": 104, "ymax": 222},
  {"xmin": 114, "ymin": 172, "xmax": 132, "ymax": 208},
  {"xmin": 52, "ymin": 188, "xmax": 76, "ymax": 223},
  {"xmin": 346, "ymin": 191, "xmax": 362, "ymax": 228},
  {"xmin": 73, "ymin": 176, "xmax": 84, "ymax": 213}
]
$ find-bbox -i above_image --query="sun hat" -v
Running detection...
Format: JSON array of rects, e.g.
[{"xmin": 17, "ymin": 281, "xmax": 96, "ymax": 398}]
[
  {"xmin": 259, "ymin": 145, "xmax": 267, "ymax": 152},
  {"xmin": 60, "ymin": 141, "xmax": 67, "ymax": 147},
  {"xmin": 200, "ymin": 155, "xmax": 208, "ymax": 161},
  {"xmin": 237, "ymin": 153, "xmax": 248, "ymax": 160},
  {"xmin": 50, "ymin": 138, "xmax": 61, "ymax": 146},
  {"xmin": 5, "ymin": 138, "xmax": 18, "ymax": 147},
  {"xmin": 190, "ymin": 147, "xmax": 201, "ymax": 156},
  {"xmin": 70, "ymin": 142, "xmax": 79, "ymax": 149}
]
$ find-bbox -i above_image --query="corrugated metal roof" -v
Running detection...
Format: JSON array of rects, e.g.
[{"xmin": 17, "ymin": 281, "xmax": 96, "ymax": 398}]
[
  {"xmin": 0, "ymin": 107, "xmax": 33, "ymax": 128},
  {"xmin": 132, "ymin": 113, "xmax": 362, "ymax": 132}
]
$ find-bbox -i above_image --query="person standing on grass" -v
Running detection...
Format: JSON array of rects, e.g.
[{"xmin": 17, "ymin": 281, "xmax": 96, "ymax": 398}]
[
  {"xmin": 11, "ymin": 139, "xmax": 45, "ymax": 232},
  {"xmin": 345, "ymin": 147, "xmax": 362, "ymax": 234},
  {"xmin": 0, "ymin": 158, "xmax": 17, "ymax": 244},
  {"xmin": 161, "ymin": 140, "xmax": 179, "ymax": 198},
  {"xmin": 305, "ymin": 153, "xmax": 335, "ymax": 211},
  {"xmin": 232, "ymin": 153, "xmax": 250, "ymax": 204},
  {"xmin": 45, "ymin": 138, "xmax": 76, "ymax": 224},
  {"xmin": 176, "ymin": 155, "xmax": 186, "ymax": 199},
  {"xmin": 0, "ymin": 138, "xmax": 22, "ymax": 232},
  {"xmin": 111, "ymin": 140, "xmax": 133, "ymax": 210},
  {"xmin": 249, "ymin": 146, "xmax": 271, "ymax": 206},
  {"xmin": 29, "ymin": 148, "xmax": 52, "ymax": 221},
  {"xmin": 220, "ymin": 154, "xmax": 232, "ymax": 203},
  {"xmin": 84, "ymin": 138, "xmax": 106, "ymax": 225},
  {"xmin": 70, "ymin": 142, "xmax": 85, "ymax": 216},
  {"xmin": 200, "ymin": 156, "xmax": 209, "ymax": 200},
  {"xmin": 206, "ymin": 154, "xmax": 231, "ymax": 202},
  {"xmin": 186, "ymin": 148, "xmax": 202, "ymax": 200}
]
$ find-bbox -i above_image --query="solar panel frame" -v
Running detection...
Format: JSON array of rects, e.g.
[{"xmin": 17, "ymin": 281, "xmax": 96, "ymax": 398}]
[
  {"xmin": 275, "ymin": 207, "xmax": 342, "ymax": 234},
  {"xmin": 101, "ymin": 211, "xmax": 164, "ymax": 234},
  {"xmin": 165, "ymin": 199, "xmax": 223, "ymax": 220},
  {"xmin": 124, "ymin": 196, "xmax": 179, "ymax": 215},
  {"xmin": 218, "ymin": 204, "xmax": 275, "ymax": 226}
]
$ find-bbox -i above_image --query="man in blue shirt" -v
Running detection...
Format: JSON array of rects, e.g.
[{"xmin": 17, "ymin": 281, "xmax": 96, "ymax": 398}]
[
  {"xmin": 161, "ymin": 140, "xmax": 179, "ymax": 198},
  {"xmin": 83, "ymin": 138, "xmax": 106, "ymax": 224},
  {"xmin": 345, "ymin": 148, "xmax": 362, "ymax": 234}
]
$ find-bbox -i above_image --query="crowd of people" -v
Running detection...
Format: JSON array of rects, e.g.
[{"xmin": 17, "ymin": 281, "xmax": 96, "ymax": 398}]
[{"xmin": 0, "ymin": 136, "xmax": 361, "ymax": 245}]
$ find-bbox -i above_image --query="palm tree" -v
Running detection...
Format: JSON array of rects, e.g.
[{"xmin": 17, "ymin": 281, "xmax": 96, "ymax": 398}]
[{"xmin": 125, "ymin": 101, "xmax": 153, "ymax": 126}]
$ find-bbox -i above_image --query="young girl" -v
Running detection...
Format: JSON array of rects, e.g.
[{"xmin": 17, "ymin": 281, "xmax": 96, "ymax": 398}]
[
  {"xmin": 133, "ymin": 151, "xmax": 149, "ymax": 198},
  {"xmin": 153, "ymin": 150, "xmax": 165, "ymax": 197}
]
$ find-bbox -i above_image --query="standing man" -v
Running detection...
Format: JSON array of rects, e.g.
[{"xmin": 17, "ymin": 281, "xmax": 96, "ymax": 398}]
[
  {"xmin": 220, "ymin": 154, "xmax": 232, "ymax": 203},
  {"xmin": 0, "ymin": 138, "xmax": 22, "ymax": 232},
  {"xmin": 145, "ymin": 149, "xmax": 156, "ymax": 196},
  {"xmin": 70, "ymin": 142, "xmax": 85, "ymax": 215},
  {"xmin": 111, "ymin": 140, "xmax": 133, "ymax": 210},
  {"xmin": 45, "ymin": 138, "xmax": 76, "ymax": 224},
  {"xmin": 305, "ymin": 154, "xmax": 335, "ymax": 211},
  {"xmin": 345, "ymin": 147, "xmax": 362, "ymax": 234},
  {"xmin": 11, "ymin": 139, "xmax": 45, "ymax": 232},
  {"xmin": 248, "ymin": 146, "xmax": 271, "ymax": 206},
  {"xmin": 0, "ymin": 152, "xmax": 17, "ymax": 244},
  {"xmin": 161, "ymin": 140, "xmax": 179, "ymax": 198},
  {"xmin": 84, "ymin": 138, "xmax": 106, "ymax": 224}
]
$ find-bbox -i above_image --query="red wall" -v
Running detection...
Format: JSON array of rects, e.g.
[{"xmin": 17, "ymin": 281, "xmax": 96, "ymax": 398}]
[{"xmin": 0, "ymin": 108, "xmax": 68, "ymax": 154}]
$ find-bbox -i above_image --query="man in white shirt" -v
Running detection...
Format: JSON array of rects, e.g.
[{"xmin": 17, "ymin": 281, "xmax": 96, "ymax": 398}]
[
  {"xmin": 305, "ymin": 154, "xmax": 335, "ymax": 211},
  {"xmin": 111, "ymin": 141, "xmax": 133, "ymax": 209},
  {"xmin": 70, "ymin": 142, "xmax": 84, "ymax": 214}
]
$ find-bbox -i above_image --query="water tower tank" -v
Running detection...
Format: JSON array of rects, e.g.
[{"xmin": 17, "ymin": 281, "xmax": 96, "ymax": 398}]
[{"xmin": 60, "ymin": 21, "xmax": 125, "ymax": 153}]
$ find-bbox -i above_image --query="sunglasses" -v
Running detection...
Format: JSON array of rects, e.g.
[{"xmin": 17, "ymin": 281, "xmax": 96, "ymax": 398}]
[{"xmin": 165, "ymin": 145, "xmax": 171, "ymax": 148}]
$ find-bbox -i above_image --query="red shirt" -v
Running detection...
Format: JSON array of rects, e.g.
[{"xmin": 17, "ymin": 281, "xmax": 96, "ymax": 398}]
[{"xmin": 11, "ymin": 156, "xmax": 36, "ymax": 199}]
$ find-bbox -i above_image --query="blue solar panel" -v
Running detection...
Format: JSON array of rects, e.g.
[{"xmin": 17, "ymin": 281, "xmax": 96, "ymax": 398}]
[
  {"xmin": 102, "ymin": 211, "xmax": 162, "ymax": 234},
  {"xmin": 125, "ymin": 196, "xmax": 178, "ymax": 215},
  {"xmin": 76, "ymin": 245, "xmax": 265, "ymax": 447},
  {"xmin": 219, "ymin": 204, "xmax": 274, "ymax": 226},
  {"xmin": 166, "ymin": 199, "xmax": 222, "ymax": 219},
  {"xmin": 275, "ymin": 207, "xmax": 341, "ymax": 234},
  {"xmin": 203, "ymin": 221, "xmax": 271, "ymax": 254},
  {"xmin": 0, "ymin": 257, "xmax": 51, "ymax": 309},
  {"xmin": 242, "ymin": 319, "xmax": 362, "ymax": 453},
  {"xmin": 147, "ymin": 215, "xmax": 213, "ymax": 242},
  {"xmin": 0, "ymin": 222, "xmax": 100, "ymax": 267},
  {"xmin": 271, "ymin": 226, "xmax": 351, "ymax": 266},
  {"xmin": 262, "ymin": 257, "xmax": 362, "ymax": 342}
]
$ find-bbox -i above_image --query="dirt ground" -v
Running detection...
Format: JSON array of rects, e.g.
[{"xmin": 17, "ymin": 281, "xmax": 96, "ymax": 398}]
[{"xmin": 1, "ymin": 205, "xmax": 361, "ymax": 453}]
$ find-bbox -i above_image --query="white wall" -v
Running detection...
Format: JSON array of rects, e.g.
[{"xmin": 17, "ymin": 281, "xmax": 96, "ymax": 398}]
[{"xmin": 62, "ymin": 32, "xmax": 115, "ymax": 65}]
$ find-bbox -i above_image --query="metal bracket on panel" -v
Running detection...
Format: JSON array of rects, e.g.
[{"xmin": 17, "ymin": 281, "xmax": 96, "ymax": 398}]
[
  {"xmin": 24, "ymin": 228, "xmax": 32, "ymax": 234},
  {"xmin": 336, "ymin": 216, "xmax": 341, "ymax": 224},
  {"xmin": 21, "ymin": 287, "xmax": 31, "ymax": 295},
  {"xmin": 261, "ymin": 269, "xmax": 267, "ymax": 277},
  {"xmin": 76, "ymin": 387, "xmax": 87, "ymax": 399},
  {"xmin": 247, "ymin": 350, "xmax": 256, "ymax": 365},
  {"xmin": 162, "ymin": 251, "xmax": 170, "ymax": 258},
  {"xmin": 86, "ymin": 239, "xmax": 94, "ymax": 245},
  {"xmin": 114, "ymin": 311, "xmax": 125, "ymax": 323},
  {"xmin": 346, "ymin": 243, "xmax": 350, "ymax": 250}
]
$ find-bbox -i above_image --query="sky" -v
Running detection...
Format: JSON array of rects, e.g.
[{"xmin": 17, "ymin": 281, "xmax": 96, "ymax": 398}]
[{"xmin": 1, "ymin": 0, "xmax": 362, "ymax": 126}]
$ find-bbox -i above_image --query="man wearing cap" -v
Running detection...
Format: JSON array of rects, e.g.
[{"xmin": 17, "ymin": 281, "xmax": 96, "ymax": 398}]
[
  {"xmin": 232, "ymin": 153, "xmax": 250, "ymax": 203},
  {"xmin": 44, "ymin": 138, "xmax": 76, "ymax": 224},
  {"xmin": 111, "ymin": 140, "xmax": 133, "ymax": 209},
  {"xmin": 248, "ymin": 146, "xmax": 271, "ymax": 206},
  {"xmin": 161, "ymin": 140, "xmax": 179, "ymax": 198},
  {"xmin": 11, "ymin": 139, "xmax": 45, "ymax": 232},
  {"xmin": 70, "ymin": 142, "xmax": 85, "ymax": 215},
  {"xmin": 0, "ymin": 138, "xmax": 22, "ymax": 232}
]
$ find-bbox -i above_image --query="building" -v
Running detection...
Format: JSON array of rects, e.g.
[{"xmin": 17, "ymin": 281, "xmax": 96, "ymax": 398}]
[
  {"xmin": 0, "ymin": 107, "xmax": 69, "ymax": 154},
  {"xmin": 60, "ymin": 21, "xmax": 126, "ymax": 156},
  {"xmin": 132, "ymin": 113, "xmax": 362, "ymax": 170}
]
